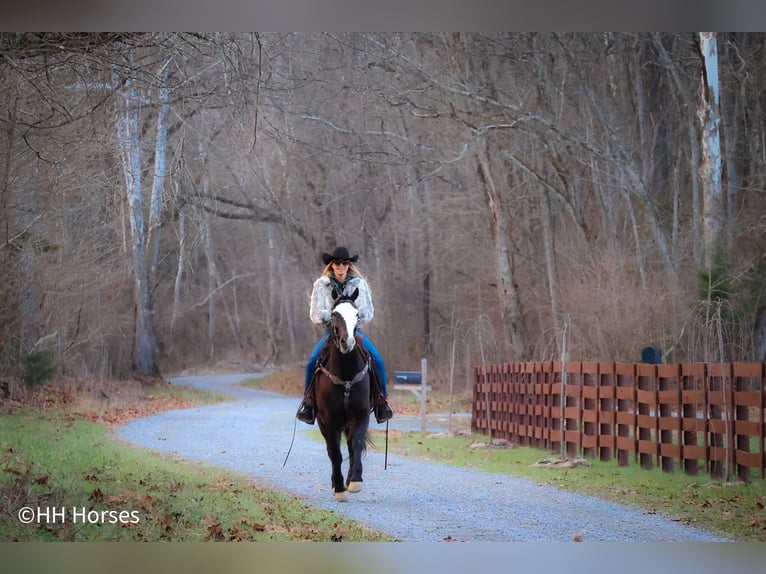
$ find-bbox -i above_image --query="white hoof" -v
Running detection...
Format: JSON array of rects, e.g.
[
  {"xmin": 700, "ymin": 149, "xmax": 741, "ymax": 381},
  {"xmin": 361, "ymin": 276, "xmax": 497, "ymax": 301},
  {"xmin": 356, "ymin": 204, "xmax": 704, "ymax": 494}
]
[
  {"xmin": 332, "ymin": 489, "xmax": 348, "ymax": 502},
  {"xmin": 347, "ymin": 481, "xmax": 363, "ymax": 493}
]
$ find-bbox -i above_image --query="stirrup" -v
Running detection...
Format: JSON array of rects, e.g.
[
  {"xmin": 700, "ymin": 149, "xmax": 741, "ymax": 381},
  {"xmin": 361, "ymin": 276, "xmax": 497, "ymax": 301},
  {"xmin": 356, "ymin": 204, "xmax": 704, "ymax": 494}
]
[
  {"xmin": 296, "ymin": 401, "xmax": 315, "ymax": 424},
  {"xmin": 374, "ymin": 401, "xmax": 393, "ymax": 424}
]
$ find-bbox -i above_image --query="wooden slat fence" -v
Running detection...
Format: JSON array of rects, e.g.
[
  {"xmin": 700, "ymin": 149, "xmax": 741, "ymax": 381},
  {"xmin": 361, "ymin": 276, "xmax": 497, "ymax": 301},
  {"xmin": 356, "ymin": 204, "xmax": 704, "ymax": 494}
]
[{"xmin": 472, "ymin": 361, "xmax": 766, "ymax": 480}]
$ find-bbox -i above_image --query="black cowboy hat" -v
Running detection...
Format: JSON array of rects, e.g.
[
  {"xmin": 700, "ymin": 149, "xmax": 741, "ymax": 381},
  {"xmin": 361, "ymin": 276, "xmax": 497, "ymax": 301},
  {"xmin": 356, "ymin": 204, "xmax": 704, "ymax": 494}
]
[{"xmin": 321, "ymin": 246, "xmax": 359, "ymax": 265}]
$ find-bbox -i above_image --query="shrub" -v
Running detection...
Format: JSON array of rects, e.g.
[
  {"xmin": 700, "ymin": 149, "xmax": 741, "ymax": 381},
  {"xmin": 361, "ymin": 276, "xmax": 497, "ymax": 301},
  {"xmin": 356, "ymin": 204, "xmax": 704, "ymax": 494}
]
[{"xmin": 23, "ymin": 350, "xmax": 55, "ymax": 387}]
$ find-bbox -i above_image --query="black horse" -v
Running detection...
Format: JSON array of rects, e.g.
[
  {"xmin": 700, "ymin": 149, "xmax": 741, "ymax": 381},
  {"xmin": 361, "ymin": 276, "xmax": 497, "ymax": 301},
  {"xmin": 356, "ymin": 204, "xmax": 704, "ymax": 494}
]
[{"xmin": 314, "ymin": 287, "xmax": 372, "ymax": 501}]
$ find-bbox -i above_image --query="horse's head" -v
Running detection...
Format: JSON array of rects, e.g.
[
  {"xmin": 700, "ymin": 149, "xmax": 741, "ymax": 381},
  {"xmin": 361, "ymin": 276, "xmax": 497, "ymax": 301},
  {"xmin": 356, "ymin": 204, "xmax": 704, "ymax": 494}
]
[{"xmin": 330, "ymin": 287, "xmax": 359, "ymax": 354}]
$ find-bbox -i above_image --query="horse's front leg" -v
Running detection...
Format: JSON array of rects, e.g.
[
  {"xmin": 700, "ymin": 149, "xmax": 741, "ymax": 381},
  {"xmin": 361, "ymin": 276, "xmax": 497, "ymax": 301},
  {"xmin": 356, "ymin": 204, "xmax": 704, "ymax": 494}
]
[
  {"xmin": 345, "ymin": 422, "xmax": 367, "ymax": 493},
  {"xmin": 321, "ymin": 426, "xmax": 347, "ymax": 501}
]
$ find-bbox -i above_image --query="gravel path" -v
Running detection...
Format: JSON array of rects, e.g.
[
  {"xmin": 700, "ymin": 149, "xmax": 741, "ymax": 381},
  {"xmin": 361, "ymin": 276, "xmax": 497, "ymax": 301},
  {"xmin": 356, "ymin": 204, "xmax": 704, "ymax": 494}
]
[{"xmin": 115, "ymin": 373, "xmax": 730, "ymax": 542}]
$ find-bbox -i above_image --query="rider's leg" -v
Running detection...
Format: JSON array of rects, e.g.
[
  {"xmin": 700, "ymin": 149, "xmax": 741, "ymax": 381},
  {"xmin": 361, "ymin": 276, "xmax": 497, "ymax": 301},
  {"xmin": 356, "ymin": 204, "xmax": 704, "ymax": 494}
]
[
  {"xmin": 297, "ymin": 332, "xmax": 329, "ymax": 424},
  {"xmin": 358, "ymin": 330, "xmax": 387, "ymax": 395},
  {"xmin": 358, "ymin": 330, "xmax": 393, "ymax": 423}
]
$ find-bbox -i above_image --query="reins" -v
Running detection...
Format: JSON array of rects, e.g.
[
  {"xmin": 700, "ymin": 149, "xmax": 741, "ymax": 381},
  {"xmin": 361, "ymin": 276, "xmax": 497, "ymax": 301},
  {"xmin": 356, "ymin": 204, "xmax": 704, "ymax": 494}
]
[
  {"xmin": 384, "ymin": 419, "xmax": 389, "ymax": 470},
  {"xmin": 282, "ymin": 416, "xmax": 298, "ymax": 468}
]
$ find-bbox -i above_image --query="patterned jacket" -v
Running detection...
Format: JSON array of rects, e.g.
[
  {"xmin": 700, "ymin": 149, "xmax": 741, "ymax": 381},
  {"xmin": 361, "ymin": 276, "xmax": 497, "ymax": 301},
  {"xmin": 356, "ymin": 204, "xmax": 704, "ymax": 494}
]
[{"xmin": 309, "ymin": 274, "xmax": 374, "ymax": 327}]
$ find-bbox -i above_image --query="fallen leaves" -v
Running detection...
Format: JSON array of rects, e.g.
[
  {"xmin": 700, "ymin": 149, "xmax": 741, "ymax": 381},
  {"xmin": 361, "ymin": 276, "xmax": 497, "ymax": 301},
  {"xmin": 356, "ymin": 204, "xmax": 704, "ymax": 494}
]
[
  {"xmin": 79, "ymin": 396, "xmax": 198, "ymax": 427},
  {"xmin": 469, "ymin": 438, "xmax": 511, "ymax": 449},
  {"xmin": 205, "ymin": 520, "xmax": 225, "ymax": 541},
  {"xmin": 3, "ymin": 379, "xmax": 200, "ymax": 427},
  {"xmin": 203, "ymin": 515, "xmax": 268, "ymax": 541},
  {"xmin": 532, "ymin": 457, "xmax": 591, "ymax": 468}
]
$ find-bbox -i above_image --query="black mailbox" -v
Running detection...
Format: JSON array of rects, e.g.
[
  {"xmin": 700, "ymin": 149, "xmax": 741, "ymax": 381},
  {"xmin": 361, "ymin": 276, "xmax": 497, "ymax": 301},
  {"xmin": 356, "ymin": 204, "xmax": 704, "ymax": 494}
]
[
  {"xmin": 394, "ymin": 371, "xmax": 422, "ymax": 385},
  {"xmin": 641, "ymin": 346, "xmax": 662, "ymax": 364}
]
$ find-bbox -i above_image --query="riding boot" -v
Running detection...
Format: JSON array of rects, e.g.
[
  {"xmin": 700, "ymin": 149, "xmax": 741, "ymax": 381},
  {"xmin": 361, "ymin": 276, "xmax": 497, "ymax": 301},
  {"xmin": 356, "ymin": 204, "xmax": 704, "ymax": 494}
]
[
  {"xmin": 368, "ymin": 364, "xmax": 393, "ymax": 423},
  {"xmin": 373, "ymin": 394, "xmax": 393, "ymax": 424},
  {"xmin": 296, "ymin": 398, "xmax": 315, "ymax": 424},
  {"xmin": 296, "ymin": 377, "xmax": 316, "ymax": 424}
]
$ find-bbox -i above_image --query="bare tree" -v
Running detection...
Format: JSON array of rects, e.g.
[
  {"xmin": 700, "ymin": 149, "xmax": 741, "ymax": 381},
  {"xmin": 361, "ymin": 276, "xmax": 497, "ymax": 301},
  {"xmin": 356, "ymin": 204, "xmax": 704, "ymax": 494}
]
[
  {"xmin": 4, "ymin": 32, "xmax": 766, "ymax": 383},
  {"xmin": 698, "ymin": 32, "xmax": 725, "ymax": 270}
]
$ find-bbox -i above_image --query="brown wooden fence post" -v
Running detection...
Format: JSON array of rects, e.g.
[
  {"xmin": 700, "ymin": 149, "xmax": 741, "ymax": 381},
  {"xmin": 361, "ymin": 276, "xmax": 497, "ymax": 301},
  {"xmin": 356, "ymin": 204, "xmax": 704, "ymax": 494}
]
[
  {"xmin": 501, "ymin": 362, "xmax": 511, "ymax": 442},
  {"xmin": 530, "ymin": 362, "xmax": 543, "ymax": 449},
  {"xmin": 521, "ymin": 362, "xmax": 531, "ymax": 446},
  {"xmin": 636, "ymin": 363, "xmax": 657, "ymax": 470},
  {"xmin": 598, "ymin": 361, "xmax": 615, "ymax": 462},
  {"xmin": 658, "ymin": 364, "xmax": 681, "ymax": 473},
  {"xmin": 551, "ymin": 361, "xmax": 566, "ymax": 458},
  {"xmin": 564, "ymin": 362, "xmax": 582, "ymax": 459},
  {"xmin": 761, "ymin": 363, "xmax": 766, "ymax": 480},
  {"xmin": 581, "ymin": 362, "xmax": 599, "ymax": 460},
  {"xmin": 732, "ymin": 363, "xmax": 761, "ymax": 483},
  {"xmin": 615, "ymin": 362, "xmax": 636, "ymax": 467},
  {"xmin": 541, "ymin": 361, "xmax": 554, "ymax": 451},
  {"xmin": 680, "ymin": 363, "xmax": 705, "ymax": 476},
  {"xmin": 707, "ymin": 363, "xmax": 726, "ymax": 479}
]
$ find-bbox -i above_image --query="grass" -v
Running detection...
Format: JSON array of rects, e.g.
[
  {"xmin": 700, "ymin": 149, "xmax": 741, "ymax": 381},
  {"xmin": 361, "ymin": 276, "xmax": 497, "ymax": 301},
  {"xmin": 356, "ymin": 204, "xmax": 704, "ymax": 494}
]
[
  {"xmin": 357, "ymin": 428, "xmax": 766, "ymax": 542},
  {"xmin": 0, "ymin": 381, "xmax": 391, "ymax": 542}
]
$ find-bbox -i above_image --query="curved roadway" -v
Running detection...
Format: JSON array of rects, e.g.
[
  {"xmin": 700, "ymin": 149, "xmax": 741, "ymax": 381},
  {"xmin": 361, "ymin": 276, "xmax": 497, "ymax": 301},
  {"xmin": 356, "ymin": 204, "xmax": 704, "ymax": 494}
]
[{"xmin": 115, "ymin": 373, "xmax": 730, "ymax": 542}]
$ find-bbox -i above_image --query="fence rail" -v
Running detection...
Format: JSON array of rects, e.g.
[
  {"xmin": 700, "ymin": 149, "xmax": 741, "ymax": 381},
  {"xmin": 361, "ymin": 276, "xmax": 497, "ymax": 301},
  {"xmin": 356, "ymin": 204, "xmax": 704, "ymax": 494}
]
[{"xmin": 471, "ymin": 361, "xmax": 766, "ymax": 480}]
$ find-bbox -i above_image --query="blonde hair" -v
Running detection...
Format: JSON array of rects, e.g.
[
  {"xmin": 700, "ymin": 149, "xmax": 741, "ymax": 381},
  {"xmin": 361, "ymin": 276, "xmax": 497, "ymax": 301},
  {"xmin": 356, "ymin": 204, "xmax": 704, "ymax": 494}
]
[{"xmin": 322, "ymin": 262, "xmax": 364, "ymax": 280}]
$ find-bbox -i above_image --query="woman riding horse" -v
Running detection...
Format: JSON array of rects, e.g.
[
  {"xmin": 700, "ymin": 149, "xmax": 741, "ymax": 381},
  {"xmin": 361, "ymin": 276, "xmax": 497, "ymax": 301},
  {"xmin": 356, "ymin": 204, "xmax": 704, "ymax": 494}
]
[
  {"xmin": 296, "ymin": 246, "xmax": 393, "ymax": 425},
  {"xmin": 315, "ymin": 288, "xmax": 371, "ymax": 500}
]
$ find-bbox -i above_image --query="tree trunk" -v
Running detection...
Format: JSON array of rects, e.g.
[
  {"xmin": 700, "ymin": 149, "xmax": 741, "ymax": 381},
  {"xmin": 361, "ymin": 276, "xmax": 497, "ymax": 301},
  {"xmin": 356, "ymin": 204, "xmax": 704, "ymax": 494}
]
[
  {"xmin": 171, "ymin": 204, "xmax": 187, "ymax": 332},
  {"xmin": 625, "ymin": 194, "xmax": 648, "ymax": 290},
  {"xmin": 203, "ymin": 216, "xmax": 217, "ymax": 358},
  {"xmin": 722, "ymin": 49, "xmax": 742, "ymax": 256},
  {"xmin": 476, "ymin": 143, "xmax": 529, "ymax": 359},
  {"xmin": 148, "ymin": 61, "xmax": 170, "ymax": 284},
  {"xmin": 422, "ymin": 180, "xmax": 432, "ymax": 352},
  {"xmin": 540, "ymin": 182, "xmax": 560, "ymax": 347},
  {"xmin": 117, "ymin": 76, "xmax": 159, "ymax": 377},
  {"xmin": 698, "ymin": 32, "xmax": 724, "ymax": 269},
  {"xmin": 634, "ymin": 36, "xmax": 656, "ymax": 198},
  {"xmin": 17, "ymin": 179, "xmax": 41, "ymax": 357},
  {"xmin": 689, "ymin": 116, "xmax": 703, "ymax": 266},
  {"xmin": 753, "ymin": 305, "xmax": 766, "ymax": 361},
  {"xmin": 264, "ymin": 224, "xmax": 280, "ymax": 363}
]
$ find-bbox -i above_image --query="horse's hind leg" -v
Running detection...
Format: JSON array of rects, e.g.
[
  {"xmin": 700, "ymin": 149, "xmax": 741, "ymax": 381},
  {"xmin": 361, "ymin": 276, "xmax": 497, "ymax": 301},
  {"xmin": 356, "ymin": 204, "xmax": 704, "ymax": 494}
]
[
  {"xmin": 321, "ymin": 427, "xmax": 348, "ymax": 501},
  {"xmin": 345, "ymin": 424, "xmax": 367, "ymax": 493}
]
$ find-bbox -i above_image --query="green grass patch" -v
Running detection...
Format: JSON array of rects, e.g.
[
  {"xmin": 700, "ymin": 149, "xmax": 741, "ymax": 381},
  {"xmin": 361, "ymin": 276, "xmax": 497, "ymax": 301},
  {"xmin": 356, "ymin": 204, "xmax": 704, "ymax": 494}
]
[{"xmin": 0, "ymin": 409, "xmax": 391, "ymax": 541}]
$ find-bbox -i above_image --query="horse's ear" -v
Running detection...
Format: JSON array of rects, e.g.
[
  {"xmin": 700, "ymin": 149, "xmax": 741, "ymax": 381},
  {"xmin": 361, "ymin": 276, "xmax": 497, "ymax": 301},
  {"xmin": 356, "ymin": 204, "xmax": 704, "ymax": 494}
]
[
  {"xmin": 350, "ymin": 288, "xmax": 359, "ymax": 301},
  {"xmin": 331, "ymin": 287, "xmax": 339, "ymax": 301}
]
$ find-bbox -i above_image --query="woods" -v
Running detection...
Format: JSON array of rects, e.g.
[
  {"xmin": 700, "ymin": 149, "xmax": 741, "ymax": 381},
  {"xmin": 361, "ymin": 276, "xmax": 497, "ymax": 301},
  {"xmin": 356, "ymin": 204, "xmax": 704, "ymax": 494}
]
[{"xmin": 2, "ymin": 32, "xmax": 766, "ymax": 389}]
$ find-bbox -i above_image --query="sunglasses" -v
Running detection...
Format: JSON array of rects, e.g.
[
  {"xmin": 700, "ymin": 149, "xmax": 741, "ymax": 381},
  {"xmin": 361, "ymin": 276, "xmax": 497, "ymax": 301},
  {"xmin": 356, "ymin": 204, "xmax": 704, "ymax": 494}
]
[{"xmin": 331, "ymin": 260, "xmax": 351, "ymax": 265}]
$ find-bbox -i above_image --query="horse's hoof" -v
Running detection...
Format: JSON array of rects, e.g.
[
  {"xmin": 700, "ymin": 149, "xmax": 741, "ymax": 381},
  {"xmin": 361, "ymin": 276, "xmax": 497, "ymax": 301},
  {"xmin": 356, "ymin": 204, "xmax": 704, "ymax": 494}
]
[
  {"xmin": 346, "ymin": 481, "xmax": 363, "ymax": 493},
  {"xmin": 332, "ymin": 489, "xmax": 348, "ymax": 502}
]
